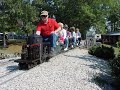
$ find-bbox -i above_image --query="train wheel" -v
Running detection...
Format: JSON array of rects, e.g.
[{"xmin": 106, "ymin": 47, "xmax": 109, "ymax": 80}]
[
  {"xmin": 37, "ymin": 60, "xmax": 40, "ymax": 64},
  {"xmin": 40, "ymin": 59, "xmax": 43, "ymax": 64},
  {"xmin": 19, "ymin": 63, "xmax": 27, "ymax": 70},
  {"xmin": 45, "ymin": 57, "xmax": 50, "ymax": 62},
  {"xmin": 34, "ymin": 61, "xmax": 38, "ymax": 67},
  {"xmin": 18, "ymin": 63, "xmax": 23, "ymax": 70},
  {"xmin": 27, "ymin": 64, "xmax": 32, "ymax": 69}
]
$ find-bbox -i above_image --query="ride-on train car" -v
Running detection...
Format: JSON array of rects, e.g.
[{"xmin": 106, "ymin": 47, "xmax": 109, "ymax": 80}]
[{"xmin": 14, "ymin": 31, "xmax": 63, "ymax": 70}]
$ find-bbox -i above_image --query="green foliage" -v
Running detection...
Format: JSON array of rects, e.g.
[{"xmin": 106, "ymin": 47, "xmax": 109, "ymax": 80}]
[
  {"xmin": 101, "ymin": 45, "xmax": 115, "ymax": 59},
  {"xmin": 0, "ymin": 0, "xmax": 120, "ymax": 36},
  {"xmin": 51, "ymin": 0, "xmax": 119, "ymax": 34},
  {"xmin": 93, "ymin": 75, "xmax": 108, "ymax": 87},
  {"xmin": 0, "ymin": 0, "xmax": 38, "ymax": 34},
  {"xmin": 88, "ymin": 45, "xmax": 115, "ymax": 60},
  {"xmin": 110, "ymin": 53, "xmax": 120, "ymax": 77},
  {"xmin": 109, "ymin": 53, "xmax": 120, "ymax": 89},
  {"xmin": 116, "ymin": 41, "xmax": 120, "ymax": 48},
  {"xmin": 88, "ymin": 45, "xmax": 100, "ymax": 55},
  {"xmin": 107, "ymin": 0, "xmax": 120, "ymax": 32}
]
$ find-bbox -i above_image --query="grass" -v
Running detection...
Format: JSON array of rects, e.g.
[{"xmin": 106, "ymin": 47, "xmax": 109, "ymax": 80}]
[
  {"xmin": 0, "ymin": 44, "xmax": 22, "ymax": 54},
  {"xmin": 0, "ymin": 39, "xmax": 25, "ymax": 54},
  {"xmin": 113, "ymin": 47, "xmax": 120, "ymax": 56}
]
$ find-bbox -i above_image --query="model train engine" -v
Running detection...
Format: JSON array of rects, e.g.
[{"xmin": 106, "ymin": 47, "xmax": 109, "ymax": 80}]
[{"xmin": 15, "ymin": 32, "xmax": 51, "ymax": 70}]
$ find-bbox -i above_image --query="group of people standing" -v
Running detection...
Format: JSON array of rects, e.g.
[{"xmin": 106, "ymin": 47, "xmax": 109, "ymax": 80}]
[{"xmin": 36, "ymin": 10, "xmax": 81, "ymax": 56}]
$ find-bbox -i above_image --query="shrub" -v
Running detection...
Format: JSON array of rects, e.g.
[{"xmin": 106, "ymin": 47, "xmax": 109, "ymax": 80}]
[
  {"xmin": 88, "ymin": 45, "xmax": 99, "ymax": 55},
  {"xmin": 94, "ymin": 46, "xmax": 103, "ymax": 58},
  {"xmin": 116, "ymin": 41, "xmax": 120, "ymax": 48},
  {"xmin": 88, "ymin": 45, "xmax": 115, "ymax": 60},
  {"xmin": 109, "ymin": 53, "xmax": 120, "ymax": 89},
  {"xmin": 101, "ymin": 45, "xmax": 115, "ymax": 60},
  {"xmin": 110, "ymin": 53, "xmax": 120, "ymax": 78},
  {"xmin": 93, "ymin": 75, "xmax": 108, "ymax": 87}
]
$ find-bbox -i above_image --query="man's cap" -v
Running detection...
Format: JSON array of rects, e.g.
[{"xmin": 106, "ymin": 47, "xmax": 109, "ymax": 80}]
[{"xmin": 41, "ymin": 11, "xmax": 48, "ymax": 16}]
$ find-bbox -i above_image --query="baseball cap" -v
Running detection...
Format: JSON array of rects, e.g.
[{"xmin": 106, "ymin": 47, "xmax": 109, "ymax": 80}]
[{"xmin": 41, "ymin": 11, "xmax": 48, "ymax": 16}]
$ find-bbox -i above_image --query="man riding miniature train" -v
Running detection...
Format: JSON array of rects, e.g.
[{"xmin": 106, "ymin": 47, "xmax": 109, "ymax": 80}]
[{"xmin": 36, "ymin": 10, "xmax": 61, "ymax": 56}]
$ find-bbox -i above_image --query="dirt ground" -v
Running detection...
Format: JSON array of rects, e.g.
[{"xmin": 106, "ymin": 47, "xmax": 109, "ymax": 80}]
[{"xmin": 0, "ymin": 45, "xmax": 22, "ymax": 55}]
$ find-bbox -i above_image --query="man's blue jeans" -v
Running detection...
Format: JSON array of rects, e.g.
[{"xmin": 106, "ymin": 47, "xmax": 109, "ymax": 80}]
[{"xmin": 42, "ymin": 33, "xmax": 57, "ymax": 48}]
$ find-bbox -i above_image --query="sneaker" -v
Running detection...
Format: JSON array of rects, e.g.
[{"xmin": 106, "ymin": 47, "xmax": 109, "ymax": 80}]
[
  {"xmin": 56, "ymin": 41, "xmax": 59, "ymax": 45},
  {"xmin": 49, "ymin": 47, "xmax": 56, "ymax": 57},
  {"xmin": 64, "ymin": 48, "xmax": 68, "ymax": 51},
  {"xmin": 76, "ymin": 43, "xmax": 78, "ymax": 46},
  {"xmin": 51, "ymin": 47, "xmax": 55, "ymax": 52},
  {"xmin": 71, "ymin": 45, "xmax": 74, "ymax": 48}
]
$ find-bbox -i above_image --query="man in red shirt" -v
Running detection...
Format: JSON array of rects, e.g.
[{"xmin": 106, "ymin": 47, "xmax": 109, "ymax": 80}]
[{"xmin": 36, "ymin": 11, "xmax": 61, "ymax": 56}]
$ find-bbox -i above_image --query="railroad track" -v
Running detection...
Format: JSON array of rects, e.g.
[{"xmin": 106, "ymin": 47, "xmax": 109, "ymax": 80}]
[
  {"xmin": 0, "ymin": 57, "xmax": 26, "ymax": 85},
  {"xmin": 0, "ymin": 57, "xmax": 20, "ymax": 66},
  {"xmin": 0, "ymin": 69, "xmax": 26, "ymax": 85}
]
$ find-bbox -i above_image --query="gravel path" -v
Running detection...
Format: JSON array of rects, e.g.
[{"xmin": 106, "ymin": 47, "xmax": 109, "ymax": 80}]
[{"xmin": 0, "ymin": 48, "xmax": 112, "ymax": 90}]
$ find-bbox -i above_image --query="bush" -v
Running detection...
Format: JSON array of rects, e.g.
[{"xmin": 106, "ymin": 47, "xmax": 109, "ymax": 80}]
[
  {"xmin": 110, "ymin": 53, "xmax": 120, "ymax": 89},
  {"xmin": 88, "ymin": 45, "xmax": 115, "ymax": 60},
  {"xmin": 101, "ymin": 45, "xmax": 115, "ymax": 60},
  {"xmin": 88, "ymin": 45, "xmax": 99, "ymax": 55},
  {"xmin": 110, "ymin": 53, "xmax": 120, "ymax": 77},
  {"xmin": 94, "ymin": 46, "xmax": 103, "ymax": 58},
  {"xmin": 116, "ymin": 41, "xmax": 120, "ymax": 48}
]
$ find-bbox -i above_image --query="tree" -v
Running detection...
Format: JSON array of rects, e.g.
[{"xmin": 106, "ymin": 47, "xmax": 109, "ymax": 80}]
[
  {"xmin": 107, "ymin": 0, "xmax": 120, "ymax": 32},
  {"xmin": 0, "ymin": 0, "xmax": 119, "ymax": 44},
  {"xmin": 0, "ymin": 0, "xmax": 39, "ymax": 47},
  {"xmin": 0, "ymin": 1, "xmax": 10, "ymax": 47},
  {"xmin": 20, "ymin": 1, "xmax": 37, "ymax": 36}
]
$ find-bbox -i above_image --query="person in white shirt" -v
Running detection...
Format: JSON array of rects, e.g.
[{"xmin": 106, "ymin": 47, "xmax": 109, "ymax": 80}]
[
  {"xmin": 63, "ymin": 24, "xmax": 69, "ymax": 51},
  {"xmin": 70, "ymin": 27, "xmax": 77, "ymax": 48},
  {"xmin": 57, "ymin": 23, "xmax": 65, "ymax": 44},
  {"xmin": 58, "ymin": 23, "xmax": 69, "ymax": 51}
]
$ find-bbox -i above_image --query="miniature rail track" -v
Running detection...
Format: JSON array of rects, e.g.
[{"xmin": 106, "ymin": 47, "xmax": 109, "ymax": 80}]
[{"xmin": 0, "ymin": 58, "xmax": 26, "ymax": 85}]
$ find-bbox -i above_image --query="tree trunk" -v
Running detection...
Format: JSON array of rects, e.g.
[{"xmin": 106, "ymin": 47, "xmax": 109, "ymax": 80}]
[{"xmin": 3, "ymin": 32, "xmax": 7, "ymax": 48}]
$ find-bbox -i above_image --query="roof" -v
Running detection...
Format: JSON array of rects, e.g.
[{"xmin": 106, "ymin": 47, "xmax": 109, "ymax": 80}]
[{"xmin": 102, "ymin": 32, "xmax": 120, "ymax": 36}]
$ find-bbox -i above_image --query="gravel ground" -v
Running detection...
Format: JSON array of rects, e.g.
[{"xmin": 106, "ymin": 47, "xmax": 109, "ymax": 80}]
[{"xmin": 0, "ymin": 48, "xmax": 112, "ymax": 90}]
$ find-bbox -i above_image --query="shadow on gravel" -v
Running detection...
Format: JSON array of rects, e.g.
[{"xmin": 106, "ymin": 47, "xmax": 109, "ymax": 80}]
[
  {"xmin": 64, "ymin": 55, "xmax": 114, "ymax": 90},
  {"xmin": 6, "ymin": 65, "xmax": 19, "ymax": 72},
  {"xmin": 64, "ymin": 54, "xmax": 114, "ymax": 90},
  {"xmin": 91, "ymin": 73, "xmax": 114, "ymax": 90},
  {"xmin": 64, "ymin": 54, "xmax": 109, "ymax": 74}
]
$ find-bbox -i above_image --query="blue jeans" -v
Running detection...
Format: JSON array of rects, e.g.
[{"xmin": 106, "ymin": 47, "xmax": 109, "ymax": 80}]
[
  {"xmin": 72, "ymin": 37, "xmax": 76, "ymax": 46},
  {"xmin": 42, "ymin": 33, "xmax": 57, "ymax": 48},
  {"xmin": 64, "ymin": 38, "xmax": 69, "ymax": 48}
]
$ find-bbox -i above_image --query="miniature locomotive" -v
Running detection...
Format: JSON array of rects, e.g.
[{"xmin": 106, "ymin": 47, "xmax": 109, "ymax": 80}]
[{"xmin": 15, "ymin": 31, "xmax": 62, "ymax": 70}]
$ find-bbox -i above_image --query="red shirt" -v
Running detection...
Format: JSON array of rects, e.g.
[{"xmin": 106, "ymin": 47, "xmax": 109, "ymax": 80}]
[{"xmin": 36, "ymin": 18, "xmax": 59, "ymax": 37}]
